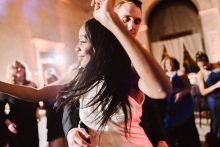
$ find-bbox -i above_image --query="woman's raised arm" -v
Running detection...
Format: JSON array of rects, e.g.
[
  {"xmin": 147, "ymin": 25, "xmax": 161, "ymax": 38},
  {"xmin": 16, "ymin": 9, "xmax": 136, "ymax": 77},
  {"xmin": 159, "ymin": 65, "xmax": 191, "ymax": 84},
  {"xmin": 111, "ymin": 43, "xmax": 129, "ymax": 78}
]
[{"xmin": 92, "ymin": 0, "xmax": 171, "ymax": 99}]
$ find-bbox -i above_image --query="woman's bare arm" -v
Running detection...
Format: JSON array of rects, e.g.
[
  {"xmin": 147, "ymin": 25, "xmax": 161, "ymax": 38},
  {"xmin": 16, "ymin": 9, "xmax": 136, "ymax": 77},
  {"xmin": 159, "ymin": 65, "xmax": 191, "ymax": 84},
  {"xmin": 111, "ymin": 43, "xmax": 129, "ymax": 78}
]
[
  {"xmin": 197, "ymin": 71, "xmax": 220, "ymax": 96},
  {"xmin": 92, "ymin": 0, "xmax": 171, "ymax": 99},
  {"xmin": 0, "ymin": 81, "xmax": 63, "ymax": 102},
  {"xmin": 0, "ymin": 68, "xmax": 79, "ymax": 102}
]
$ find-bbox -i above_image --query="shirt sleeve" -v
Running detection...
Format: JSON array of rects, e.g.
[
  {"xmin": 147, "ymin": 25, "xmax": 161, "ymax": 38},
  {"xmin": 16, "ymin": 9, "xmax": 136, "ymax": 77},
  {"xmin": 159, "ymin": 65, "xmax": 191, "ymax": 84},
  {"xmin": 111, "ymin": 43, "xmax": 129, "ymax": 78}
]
[
  {"xmin": 140, "ymin": 96, "xmax": 167, "ymax": 146},
  {"xmin": 62, "ymin": 100, "xmax": 80, "ymax": 136},
  {"xmin": 0, "ymin": 93, "xmax": 8, "ymax": 122}
]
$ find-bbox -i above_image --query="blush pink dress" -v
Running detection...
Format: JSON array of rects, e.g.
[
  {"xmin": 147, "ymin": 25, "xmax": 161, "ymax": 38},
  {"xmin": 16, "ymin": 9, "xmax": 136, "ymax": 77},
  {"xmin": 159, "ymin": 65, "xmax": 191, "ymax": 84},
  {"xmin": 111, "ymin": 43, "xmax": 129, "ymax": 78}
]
[{"xmin": 79, "ymin": 82, "xmax": 153, "ymax": 147}]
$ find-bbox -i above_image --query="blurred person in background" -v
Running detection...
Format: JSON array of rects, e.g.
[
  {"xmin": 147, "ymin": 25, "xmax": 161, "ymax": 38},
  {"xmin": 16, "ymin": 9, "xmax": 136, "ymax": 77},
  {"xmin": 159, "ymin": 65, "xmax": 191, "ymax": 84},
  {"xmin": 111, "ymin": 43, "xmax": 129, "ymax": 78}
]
[
  {"xmin": 0, "ymin": 92, "xmax": 9, "ymax": 147},
  {"xmin": 163, "ymin": 56, "xmax": 201, "ymax": 147},
  {"xmin": 196, "ymin": 51, "xmax": 220, "ymax": 146},
  {"xmin": 43, "ymin": 68, "xmax": 66, "ymax": 147},
  {"xmin": 0, "ymin": 60, "xmax": 39, "ymax": 147}
]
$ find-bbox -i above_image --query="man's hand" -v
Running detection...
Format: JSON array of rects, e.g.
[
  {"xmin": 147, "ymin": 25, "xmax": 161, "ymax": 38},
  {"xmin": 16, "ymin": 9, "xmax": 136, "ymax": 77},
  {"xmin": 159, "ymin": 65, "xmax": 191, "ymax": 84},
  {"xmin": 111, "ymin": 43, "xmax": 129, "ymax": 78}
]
[
  {"xmin": 67, "ymin": 128, "xmax": 91, "ymax": 147},
  {"xmin": 8, "ymin": 122, "xmax": 17, "ymax": 134},
  {"xmin": 157, "ymin": 140, "xmax": 169, "ymax": 147},
  {"xmin": 5, "ymin": 119, "xmax": 17, "ymax": 134}
]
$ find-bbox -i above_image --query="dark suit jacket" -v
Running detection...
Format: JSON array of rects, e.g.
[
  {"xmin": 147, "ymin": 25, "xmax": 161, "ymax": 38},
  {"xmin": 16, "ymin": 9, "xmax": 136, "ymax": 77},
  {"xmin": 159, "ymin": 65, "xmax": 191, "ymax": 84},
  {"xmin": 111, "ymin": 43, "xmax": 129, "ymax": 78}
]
[{"xmin": 0, "ymin": 93, "xmax": 9, "ymax": 146}]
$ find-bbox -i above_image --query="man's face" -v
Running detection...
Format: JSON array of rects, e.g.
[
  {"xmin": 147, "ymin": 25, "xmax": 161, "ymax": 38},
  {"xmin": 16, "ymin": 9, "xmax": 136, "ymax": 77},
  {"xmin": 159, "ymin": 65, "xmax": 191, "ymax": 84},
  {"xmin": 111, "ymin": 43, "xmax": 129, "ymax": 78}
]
[
  {"xmin": 197, "ymin": 61, "xmax": 209, "ymax": 70},
  {"xmin": 116, "ymin": 2, "xmax": 142, "ymax": 37}
]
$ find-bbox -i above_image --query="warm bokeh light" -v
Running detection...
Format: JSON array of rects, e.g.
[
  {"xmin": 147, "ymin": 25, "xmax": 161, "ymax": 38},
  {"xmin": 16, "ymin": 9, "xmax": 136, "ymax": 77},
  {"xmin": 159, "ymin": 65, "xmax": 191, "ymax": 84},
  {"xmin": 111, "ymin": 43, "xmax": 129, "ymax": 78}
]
[{"xmin": 53, "ymin": 53, "xmax": 66, "ymax": 66}]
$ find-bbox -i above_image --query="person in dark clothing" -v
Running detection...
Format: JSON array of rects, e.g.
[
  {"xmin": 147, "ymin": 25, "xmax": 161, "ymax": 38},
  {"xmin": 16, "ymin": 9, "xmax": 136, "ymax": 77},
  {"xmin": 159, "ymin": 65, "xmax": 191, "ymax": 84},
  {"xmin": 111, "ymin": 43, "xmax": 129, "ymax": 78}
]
[
  {"xmin": 163, "ymin": 56, "xmax": 201, "ymax": 147},
  {"xmin": 43, "ymin": 68, "xmax": 66, "ymax": 147},
  {"xmin": 0, "ymin": 61, "xmax": 39, "ymax": 147},
  {"xmin": 141, "ymin": 96, "xmax": 168, "ymax": 146},
  {"xmin": 196, "ymin": 52, "xmax": 220, "ymax": 146},
  {"xmin": 0, "ymin": 92, "xmax": 9, "ymax": 147}
]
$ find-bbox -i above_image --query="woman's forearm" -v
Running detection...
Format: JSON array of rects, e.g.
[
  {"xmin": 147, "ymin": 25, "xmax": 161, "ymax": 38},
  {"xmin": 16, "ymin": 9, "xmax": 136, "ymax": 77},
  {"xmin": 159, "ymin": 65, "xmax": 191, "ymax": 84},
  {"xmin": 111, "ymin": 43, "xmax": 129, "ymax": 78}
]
[
  {"xmin": 105, "ymin": 12, "xmax": 171, "ymax": 98},
  {"xmin": 0, "ymin": 81, "xmax": 62, "ymax": 102},
  {"xmin": 199, "ymin": 83, "xmax": 218, "ymax": 96},
  {"xmin": 197, "ymin": 72, "xmax": 219, "ymax": 96}
]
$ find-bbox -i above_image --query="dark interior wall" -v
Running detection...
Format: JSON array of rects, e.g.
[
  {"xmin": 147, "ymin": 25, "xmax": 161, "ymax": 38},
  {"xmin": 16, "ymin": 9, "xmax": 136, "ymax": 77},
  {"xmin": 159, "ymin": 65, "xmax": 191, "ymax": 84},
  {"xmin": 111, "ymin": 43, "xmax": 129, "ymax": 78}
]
[{"xmin": 147, "ymin": 0, "xmax": 201, "ymax": 42}]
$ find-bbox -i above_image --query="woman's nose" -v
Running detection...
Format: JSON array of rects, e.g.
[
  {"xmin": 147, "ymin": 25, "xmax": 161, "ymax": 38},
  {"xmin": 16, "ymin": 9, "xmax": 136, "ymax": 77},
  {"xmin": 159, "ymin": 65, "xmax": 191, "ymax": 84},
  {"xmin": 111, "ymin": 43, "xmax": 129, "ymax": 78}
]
[{"xmin": 75, "ymin": 43, "xmax": 81, "ymax": 52}]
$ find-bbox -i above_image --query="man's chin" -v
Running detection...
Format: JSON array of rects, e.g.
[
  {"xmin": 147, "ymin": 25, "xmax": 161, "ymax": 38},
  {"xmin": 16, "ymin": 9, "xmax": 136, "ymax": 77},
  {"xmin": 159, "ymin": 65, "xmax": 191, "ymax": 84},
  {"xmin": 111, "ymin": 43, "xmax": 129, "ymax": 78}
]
[{"xmin": 131, "ymin": 33, "xmax": 136, "ymax": 37}]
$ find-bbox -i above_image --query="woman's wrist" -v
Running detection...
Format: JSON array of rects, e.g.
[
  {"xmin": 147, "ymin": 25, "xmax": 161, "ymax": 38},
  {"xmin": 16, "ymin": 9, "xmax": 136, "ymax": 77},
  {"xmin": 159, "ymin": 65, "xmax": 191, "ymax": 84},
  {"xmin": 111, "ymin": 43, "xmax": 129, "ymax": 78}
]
[{"xmin": 99, "ymin": 10, "xmax": 118, "ymax": 30}]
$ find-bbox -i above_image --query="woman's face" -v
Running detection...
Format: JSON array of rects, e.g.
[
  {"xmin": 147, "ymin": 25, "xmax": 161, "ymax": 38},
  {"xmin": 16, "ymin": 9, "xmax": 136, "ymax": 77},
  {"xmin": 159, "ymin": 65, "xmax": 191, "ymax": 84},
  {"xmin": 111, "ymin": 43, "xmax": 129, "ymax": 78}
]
[
  {"xmin": 75, "ymin": 25, "xmax": 93, "ymax": 68},
  {"xmin": 165, "ymin": 58, "xmax": 174, "ymax": 72},
  {"xmin": 11, "ymin": 63, "xmax": 26, "ymax": 84},
  {"xmin": 197, "ymin": 61, "xmax": 209, "ymax": 70},
  {"xmin": 13, "ymin": 64, "xmax": 25, "ymax": 79}
]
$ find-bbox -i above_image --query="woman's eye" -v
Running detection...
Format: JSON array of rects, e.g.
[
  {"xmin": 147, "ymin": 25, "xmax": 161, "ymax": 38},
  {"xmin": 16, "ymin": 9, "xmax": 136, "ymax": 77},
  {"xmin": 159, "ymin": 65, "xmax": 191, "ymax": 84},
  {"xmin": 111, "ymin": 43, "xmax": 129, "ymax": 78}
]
[{"xmin": 80, "ymin": 40, "xmax": 87, "ymax": 44}]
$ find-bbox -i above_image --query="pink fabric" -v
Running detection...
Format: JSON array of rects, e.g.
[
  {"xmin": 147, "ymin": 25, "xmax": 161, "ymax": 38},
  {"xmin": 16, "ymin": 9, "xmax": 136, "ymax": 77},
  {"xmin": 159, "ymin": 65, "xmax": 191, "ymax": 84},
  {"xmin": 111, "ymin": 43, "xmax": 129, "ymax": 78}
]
[{"xmin": 79, "ymin": 84, "xmax": 153, "ymax": 147}]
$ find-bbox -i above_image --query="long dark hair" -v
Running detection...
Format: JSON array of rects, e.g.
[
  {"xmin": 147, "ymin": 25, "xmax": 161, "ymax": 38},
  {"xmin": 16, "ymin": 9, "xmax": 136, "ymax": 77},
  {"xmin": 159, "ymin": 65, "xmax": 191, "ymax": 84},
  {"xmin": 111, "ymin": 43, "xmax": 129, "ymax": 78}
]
[{"xmin": 57, "ymin": 18, "xmax": 132, "ymax": 133}]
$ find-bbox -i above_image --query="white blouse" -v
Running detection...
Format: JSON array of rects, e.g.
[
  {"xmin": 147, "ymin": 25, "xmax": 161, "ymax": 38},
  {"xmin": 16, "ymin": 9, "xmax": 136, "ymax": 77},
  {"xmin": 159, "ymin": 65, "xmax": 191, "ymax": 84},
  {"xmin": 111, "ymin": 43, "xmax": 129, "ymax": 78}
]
[{"xmin": 79, "ymin": 82, "xmax": 153, "ymax": 147}]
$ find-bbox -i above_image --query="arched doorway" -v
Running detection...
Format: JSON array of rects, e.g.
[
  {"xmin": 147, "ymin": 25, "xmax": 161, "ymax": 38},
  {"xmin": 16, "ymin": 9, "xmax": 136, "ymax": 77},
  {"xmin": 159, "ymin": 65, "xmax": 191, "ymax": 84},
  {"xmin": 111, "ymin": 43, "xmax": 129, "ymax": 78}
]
[{"xmin": 147, "ymin": 0, "xmax": 204, "ymax": 73}]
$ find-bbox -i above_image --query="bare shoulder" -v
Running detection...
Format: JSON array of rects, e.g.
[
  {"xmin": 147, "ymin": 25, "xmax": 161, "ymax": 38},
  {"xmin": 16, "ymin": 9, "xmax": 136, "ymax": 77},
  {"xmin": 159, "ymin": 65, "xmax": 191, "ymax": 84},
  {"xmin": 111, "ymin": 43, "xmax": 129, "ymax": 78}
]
[{"xmin": 196, "ymin": 70, "xmax": 204, "ymax": 80}]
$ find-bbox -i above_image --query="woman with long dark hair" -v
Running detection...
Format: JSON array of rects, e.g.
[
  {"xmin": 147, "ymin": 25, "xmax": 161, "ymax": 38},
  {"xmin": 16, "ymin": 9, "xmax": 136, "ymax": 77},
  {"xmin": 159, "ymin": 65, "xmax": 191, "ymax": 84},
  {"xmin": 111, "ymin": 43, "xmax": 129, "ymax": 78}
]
[{"xmin": 0, "ymin": 0, "xmax": 171, "ymax": 146}]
